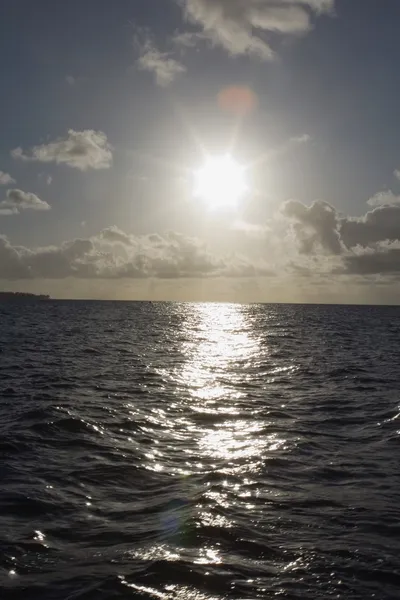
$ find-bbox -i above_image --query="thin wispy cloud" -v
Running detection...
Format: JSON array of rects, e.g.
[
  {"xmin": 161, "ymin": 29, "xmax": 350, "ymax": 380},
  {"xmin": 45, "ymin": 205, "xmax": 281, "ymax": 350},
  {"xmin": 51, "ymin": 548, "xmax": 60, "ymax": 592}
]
[
  {"xmin": 38, "ymin": 173, "xmax": 53, "ymax": 186},
  {"xmin": 249, "ymin": 133, "xmax": 311, "ymax": 168},
  {"xmin": 136, "ymin": 35, "xmax": 186, "ymax": 87}
]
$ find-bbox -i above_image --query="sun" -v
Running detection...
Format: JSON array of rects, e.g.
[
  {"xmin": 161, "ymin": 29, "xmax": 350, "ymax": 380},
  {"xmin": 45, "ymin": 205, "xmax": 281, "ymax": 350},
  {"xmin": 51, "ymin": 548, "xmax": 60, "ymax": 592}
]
[{"xmin": 193, "ymin": 155, "xmax": 248, "ymax": 210}]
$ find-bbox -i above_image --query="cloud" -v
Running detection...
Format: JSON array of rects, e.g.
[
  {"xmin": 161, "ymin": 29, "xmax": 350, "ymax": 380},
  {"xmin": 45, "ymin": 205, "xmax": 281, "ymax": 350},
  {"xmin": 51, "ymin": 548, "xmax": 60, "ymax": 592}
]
[
  {"xmin": 367, "ymin": 190, "xmax": 400, "ymax": 207},
  {"xmin": 178, "ymin": 0, "xmax": 335, "ymax": 59},
  {"xmin": 98, "ymin": 225, "xmax": 135, "ymax": 246},
  {"xmin": 0, "ymin": 228, "xmax": 271, "ymax": 280},
  {"xmin": 278, "ymin": 195, "xmax": 400, "ymax": 280},
  {"xmin": 0, "ymin": 189, "xmax": 50, "ymax": 215},
  {"xmin": 38, "ymin": 173, "xmax": 53, "ymax": 186},
  {"xmin": 3, "ymin": 191, "xmax": 400, "ymax": 286},
  {"xmin": 394, "ymin": 169, "xmax": 400, "ymax": 181},
  {"xmin": 0, "ymin": 171, "xmax": 16, "ymax": 185},
  {"xmin": 281, "ymin": 197, "xmax": 400, "ymax": 255},
  {"xmin": 11, "ymin": 129, "xmax": 113, "ymax": 171},
  {"xmin": 136, "ymin": 37, "xmax": 186, "ymax": 86},
  {"xmin": 292, "ymin": 133, "xmax": 311, "ymax": 145},
  {"xmin": 172, "ymin": 31, "xmax": 204, "ymax": 49},
  {"xmin": 340, "ymin": 205, "xmax": 400, "ymax": 248},
  {"xmin": 341, "ymin": 246, "xmax": 400, "ymax": 275},
  {"xmin": 282, "ymin": 199, "xmax": 342, "ymax": 254},
  {"xmin": 65, "ymin": 75, "xmax": 87, "ymax": 86},
  {"xmin": 251, "ymin": 133, "xmax": 311, "ymax": 168}
]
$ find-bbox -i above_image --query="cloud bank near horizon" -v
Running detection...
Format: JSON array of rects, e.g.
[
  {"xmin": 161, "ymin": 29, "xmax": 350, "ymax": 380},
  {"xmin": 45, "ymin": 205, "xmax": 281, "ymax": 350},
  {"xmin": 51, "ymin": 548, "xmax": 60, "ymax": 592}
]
[{"xmin": 2, "ymin": 194, "xmax": 400, "ymax": 288}]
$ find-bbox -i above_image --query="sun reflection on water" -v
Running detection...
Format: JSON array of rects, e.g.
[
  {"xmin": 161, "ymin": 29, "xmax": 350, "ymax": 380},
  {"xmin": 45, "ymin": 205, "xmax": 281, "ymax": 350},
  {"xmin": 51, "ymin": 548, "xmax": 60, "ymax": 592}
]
[
  {"xmin": 146, "ymin": 302, "xmax": 290, "ymax": 478},
  {"xmin": 136, "ymin": 303, "xmax": 290, "ymax": 580},
  {"xmin": 175, "ymin": 303, "xmax": 287, "ymax": 470},
  {"xmin": 177, "ymin": 303, "xmax": 259, "ymax": 405}
]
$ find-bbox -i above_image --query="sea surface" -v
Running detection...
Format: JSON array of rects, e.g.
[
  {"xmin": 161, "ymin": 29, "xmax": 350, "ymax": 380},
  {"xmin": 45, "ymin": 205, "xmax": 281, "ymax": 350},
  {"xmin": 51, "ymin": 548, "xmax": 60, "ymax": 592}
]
[{"xmin": 1, "ymin": 301, "xmax": 400, "ymax": 599}]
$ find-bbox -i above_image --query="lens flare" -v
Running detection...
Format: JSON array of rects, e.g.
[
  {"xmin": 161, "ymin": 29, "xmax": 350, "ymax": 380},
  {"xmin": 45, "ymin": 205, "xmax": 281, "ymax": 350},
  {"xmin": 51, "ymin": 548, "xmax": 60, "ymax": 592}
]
[{"xmin": 218, "ymin": 86, "xmax": 258, "ymax": 116}]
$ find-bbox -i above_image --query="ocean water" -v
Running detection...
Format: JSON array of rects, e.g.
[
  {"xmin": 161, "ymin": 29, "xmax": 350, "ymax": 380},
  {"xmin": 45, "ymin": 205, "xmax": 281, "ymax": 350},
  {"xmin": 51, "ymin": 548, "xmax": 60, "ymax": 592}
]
[{"xmin": 1, "ymin": 301, "xmax": 400, "ymax": 600}]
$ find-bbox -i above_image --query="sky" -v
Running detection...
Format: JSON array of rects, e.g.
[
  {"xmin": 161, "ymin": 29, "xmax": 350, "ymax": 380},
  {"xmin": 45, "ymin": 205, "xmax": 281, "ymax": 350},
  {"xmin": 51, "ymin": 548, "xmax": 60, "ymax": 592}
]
[{"xmin": 1, "ymin": 0, "xmax": 400, "ymax": 302}]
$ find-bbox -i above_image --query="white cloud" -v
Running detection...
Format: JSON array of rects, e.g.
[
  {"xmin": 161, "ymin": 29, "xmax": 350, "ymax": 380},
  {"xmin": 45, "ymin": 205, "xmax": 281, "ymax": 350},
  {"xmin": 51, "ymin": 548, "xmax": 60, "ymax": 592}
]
[
  {"xmin": 178, "ymin": 0, "xmax": 335, "ymax": 59},
  {"xmin": 66, "ymin": 75, "xmax": 76, "ymax": 85},
  {"xmin": 367, "ymin": 190, "xmax": 400, "ymax": 207},
  {"xmin": 394, "ymin": 169, "xmax": 400, "ymax": 180},
  {"xmin": 0, "ymin": 171, "xmax": 16, "ymax": 185},
  {"xmin": 11, "ymin": 129, "xmax": 113, "ymax": 171},
  {"xmin": 137, "ymin": 38, "xmax": 186, "ymax": 86},
  {"xmin": 0, "ymin": 189, "xmax": 50, "ymax": 215}
]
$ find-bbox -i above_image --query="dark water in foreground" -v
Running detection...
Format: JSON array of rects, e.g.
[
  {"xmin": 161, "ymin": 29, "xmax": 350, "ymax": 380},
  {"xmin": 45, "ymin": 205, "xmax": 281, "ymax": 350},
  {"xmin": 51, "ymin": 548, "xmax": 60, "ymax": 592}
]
[{"xmin": 1, "ymin": 301, "xmax": 400, "ymax": 599}]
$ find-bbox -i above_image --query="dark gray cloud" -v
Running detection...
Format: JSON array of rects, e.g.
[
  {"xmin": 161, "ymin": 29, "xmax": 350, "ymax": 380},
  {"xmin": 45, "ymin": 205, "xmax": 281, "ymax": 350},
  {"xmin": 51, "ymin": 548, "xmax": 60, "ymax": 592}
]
[
  {"xmin": 279, "ymin": 196, "xmax": 400, "ymax": 278},
  {"xmin": 11, "ymin": 130, "xmax": 113, "ymax": 171},
  {"xmin": 342, "ymin": 247, "xmax": 400, "ymax": 275},
  {"xmin": 340, "ymin": 205, "xmax": 400, "ymax": 249},
  {"xmin": 282, "ymin": 199, "xmax": 342, "ymax": 254},
  {"xmin": 282, "ymin": 199, "xmax": 400, "ymax": 255}
]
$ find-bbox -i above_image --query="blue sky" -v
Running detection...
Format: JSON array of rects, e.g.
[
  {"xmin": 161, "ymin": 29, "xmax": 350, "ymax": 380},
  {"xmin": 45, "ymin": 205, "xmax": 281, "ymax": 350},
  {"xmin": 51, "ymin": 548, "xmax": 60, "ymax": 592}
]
[{"xmin": 1, "ymin": 0, "xmax": 400, "ymax": 302}]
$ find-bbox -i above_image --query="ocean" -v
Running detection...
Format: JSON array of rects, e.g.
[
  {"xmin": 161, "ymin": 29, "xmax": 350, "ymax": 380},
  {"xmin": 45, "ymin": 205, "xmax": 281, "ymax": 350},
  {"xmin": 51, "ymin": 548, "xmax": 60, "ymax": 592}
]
[{"xmin": 1, "ymin": 301, "xmax": 400, "ymax": 599}]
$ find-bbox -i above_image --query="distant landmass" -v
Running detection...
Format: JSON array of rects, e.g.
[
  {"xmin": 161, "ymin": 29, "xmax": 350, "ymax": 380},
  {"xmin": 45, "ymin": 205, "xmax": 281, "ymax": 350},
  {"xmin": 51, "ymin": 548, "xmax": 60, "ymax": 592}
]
[{"xmin": 0, "ymin": 292, "xmax": 50, "ymax": 300}]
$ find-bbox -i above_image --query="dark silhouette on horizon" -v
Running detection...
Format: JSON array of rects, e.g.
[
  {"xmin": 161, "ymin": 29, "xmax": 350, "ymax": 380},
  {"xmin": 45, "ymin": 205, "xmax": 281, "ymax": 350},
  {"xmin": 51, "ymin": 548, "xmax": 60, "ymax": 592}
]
[{"xmin": 0, "ymin": 291, "xmax": 50, "ymax": 300}]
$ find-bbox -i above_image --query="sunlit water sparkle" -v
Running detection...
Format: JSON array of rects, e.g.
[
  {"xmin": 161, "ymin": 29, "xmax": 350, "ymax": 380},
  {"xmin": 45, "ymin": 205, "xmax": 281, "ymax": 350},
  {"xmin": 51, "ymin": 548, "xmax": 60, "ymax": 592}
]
[{"xmin": 1, "ymin": 301, "xmax": 400, "ymax": 599}]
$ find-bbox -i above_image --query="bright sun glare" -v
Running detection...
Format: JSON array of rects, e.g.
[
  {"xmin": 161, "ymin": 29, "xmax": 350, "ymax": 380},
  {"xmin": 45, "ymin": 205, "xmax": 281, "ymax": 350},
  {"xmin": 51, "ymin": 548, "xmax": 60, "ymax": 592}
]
[{"xmin": 193, "ymin": 155, "xmax": 247, "ymax": 210}]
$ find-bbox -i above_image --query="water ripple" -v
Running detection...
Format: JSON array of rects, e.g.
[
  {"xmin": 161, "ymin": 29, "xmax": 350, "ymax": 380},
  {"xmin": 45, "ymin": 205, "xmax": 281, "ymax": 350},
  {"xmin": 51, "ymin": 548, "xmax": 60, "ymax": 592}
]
[{"xmin": 1, "ymin": 301, "xmax": 400, "ymax": 599}]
